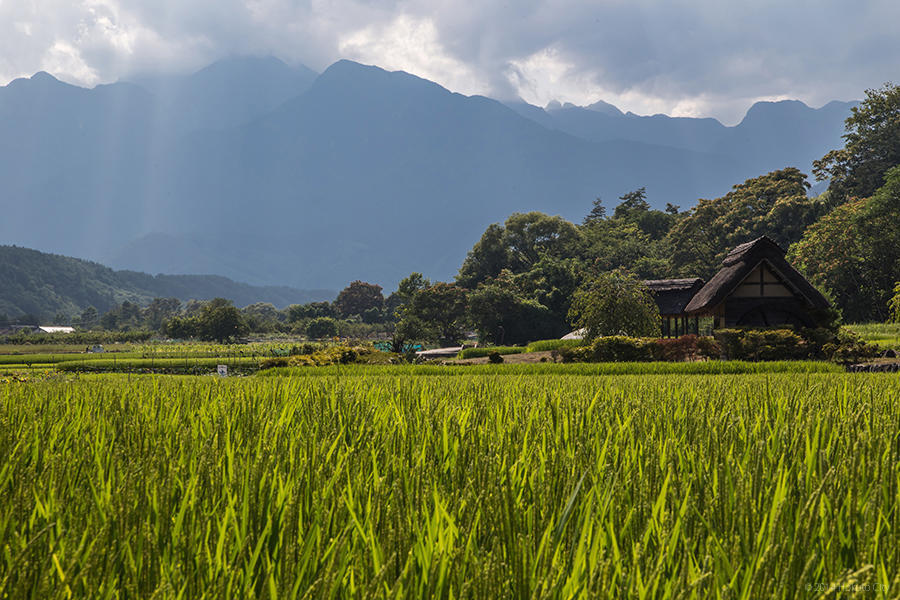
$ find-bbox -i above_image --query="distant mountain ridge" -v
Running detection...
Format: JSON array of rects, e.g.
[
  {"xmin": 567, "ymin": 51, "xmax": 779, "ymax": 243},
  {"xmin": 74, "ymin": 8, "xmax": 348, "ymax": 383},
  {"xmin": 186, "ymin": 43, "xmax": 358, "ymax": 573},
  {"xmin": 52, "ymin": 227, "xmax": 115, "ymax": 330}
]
[
  {"xmin": 0, "ymin": 57, "xmax": 855, "ymax": 289},
  {"xmin": 0, "ymin": 245, "xmax": 334, "ymax": 319}
]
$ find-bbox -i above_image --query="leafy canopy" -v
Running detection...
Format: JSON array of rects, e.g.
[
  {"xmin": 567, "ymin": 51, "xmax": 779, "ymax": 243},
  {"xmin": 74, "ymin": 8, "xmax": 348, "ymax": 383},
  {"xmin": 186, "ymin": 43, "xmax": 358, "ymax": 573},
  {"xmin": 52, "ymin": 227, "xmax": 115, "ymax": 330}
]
[{"xmin": 568, "ymin": 268, "xmax": 660, "ymax": 340}]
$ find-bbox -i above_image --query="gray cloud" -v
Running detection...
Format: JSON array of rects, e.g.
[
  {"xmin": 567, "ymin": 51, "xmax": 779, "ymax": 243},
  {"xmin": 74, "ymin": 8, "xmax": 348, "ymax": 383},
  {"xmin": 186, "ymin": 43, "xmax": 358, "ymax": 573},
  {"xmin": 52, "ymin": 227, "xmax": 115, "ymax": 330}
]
[{"xmin": 1, "ymin": 0, "xmax": 897, "ymax": 123}]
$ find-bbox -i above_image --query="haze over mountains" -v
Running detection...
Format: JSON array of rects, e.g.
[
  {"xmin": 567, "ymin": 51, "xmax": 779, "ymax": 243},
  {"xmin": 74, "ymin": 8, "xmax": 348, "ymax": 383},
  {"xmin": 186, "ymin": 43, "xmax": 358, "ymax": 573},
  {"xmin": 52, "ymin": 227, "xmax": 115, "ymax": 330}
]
[{"xmin": 0, "ymin": 56, "xmax": 854, "ymax": 289}]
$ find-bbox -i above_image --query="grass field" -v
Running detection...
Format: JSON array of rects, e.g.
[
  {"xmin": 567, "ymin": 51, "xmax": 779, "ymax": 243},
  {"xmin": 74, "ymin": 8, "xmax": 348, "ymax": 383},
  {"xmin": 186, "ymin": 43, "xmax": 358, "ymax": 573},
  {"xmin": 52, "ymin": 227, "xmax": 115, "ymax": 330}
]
[
  {"xmin": 2, "ymin": 369, "xmax": 899, "ymax": 598},
  {"xmin": 849, "ymin": 323, "xmax": 900, "ymax": 349}
]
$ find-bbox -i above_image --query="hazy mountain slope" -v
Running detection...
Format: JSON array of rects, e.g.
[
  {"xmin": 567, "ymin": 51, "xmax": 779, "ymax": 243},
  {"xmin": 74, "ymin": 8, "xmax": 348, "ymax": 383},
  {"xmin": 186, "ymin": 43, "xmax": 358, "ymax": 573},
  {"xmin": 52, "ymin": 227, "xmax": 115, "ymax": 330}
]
[
  {"xmin": 0, "ymin": 57, "xmax": 855, "ymax": 289},
  {"xmin": 508, "ymin": 98, "xmax": 855, "ymax": 175},
  {"xmin": 0, "ymin": 245, "xmax": 333, "ymax": 319},
  {"xmin": 128, "ymin": 56, "xmax": 318, "ymax": 132},
  {"xmin": 117, "ymin": 60, "xmax": 742, "ymax": 288}
]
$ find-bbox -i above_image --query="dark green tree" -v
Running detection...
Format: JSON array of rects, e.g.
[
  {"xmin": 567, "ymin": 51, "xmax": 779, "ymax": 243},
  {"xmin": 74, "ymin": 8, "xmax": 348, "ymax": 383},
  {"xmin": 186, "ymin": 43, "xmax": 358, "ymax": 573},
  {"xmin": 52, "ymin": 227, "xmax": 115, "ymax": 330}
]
[
  {"xmin": 889, "ymin": 282, "xmax": 900, "ymax": 323},
  {"xmin": 287, "ymin": 302, "xmax": 335, "ymax": 322},
  {"xmin": 468, "ymin": 271, "xmax": 562, "ymax": 344},
  {"xmin": 407, "ymin": 283, "xmax": 468, "ymax": 345},
  {"xmin": 813, "ymin": 82, "xmax": 900, "ymax": 201},
  {"xmin": 583, "ymin": 196, "xmax": 607, "ymax": 225},
  {"xmin": 568, "ymin": 268, "xmax": 660, "ymax": 340},
  {"xmin": 197, "ymin": 298, "xmax": 249, "ymax": 342},
  {"xmin": 668, "ymin": 168, "xmax": 822, "ymax": 278},
  {"xmin": 306, "ymin": 317, "xmax": 338, "ymax": 339},
  {"xmin": 457, "ymin": 223, "xmax": 510, "ymax": 288},
  {"xmin": 789, "ymin": 165, "xmax": 900, "ymax": 321},
  {"xmin": 334, "ymin": 281, "xmax": 384, "ymax": 318}
]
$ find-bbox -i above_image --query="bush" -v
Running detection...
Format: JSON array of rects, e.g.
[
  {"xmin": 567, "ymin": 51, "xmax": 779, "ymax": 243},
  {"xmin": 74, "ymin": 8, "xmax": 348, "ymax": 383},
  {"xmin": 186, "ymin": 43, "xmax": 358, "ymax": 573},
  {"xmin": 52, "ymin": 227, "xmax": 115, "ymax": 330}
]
[
  {"xmin": 648, "ymin": 335, "xmax": 700, "ymax": 362},
  {"xmin": 458, "ymin": 346, "xmax": 526, "ymax": 359},
  {"xmin": 711, "ymin": 329, "xmax": 805, "ymax": 361},
  {"xmin": 590, "ymin": 336, "xmax": 655, "ymax": 362}
]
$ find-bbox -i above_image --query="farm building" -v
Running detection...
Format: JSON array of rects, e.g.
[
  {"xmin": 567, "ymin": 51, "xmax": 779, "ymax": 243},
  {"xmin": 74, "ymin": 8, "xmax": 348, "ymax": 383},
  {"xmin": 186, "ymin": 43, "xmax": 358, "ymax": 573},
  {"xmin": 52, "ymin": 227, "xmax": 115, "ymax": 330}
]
[{"xmin": 648, "ymin": 236, "xmax": 830, "ymax": 336}]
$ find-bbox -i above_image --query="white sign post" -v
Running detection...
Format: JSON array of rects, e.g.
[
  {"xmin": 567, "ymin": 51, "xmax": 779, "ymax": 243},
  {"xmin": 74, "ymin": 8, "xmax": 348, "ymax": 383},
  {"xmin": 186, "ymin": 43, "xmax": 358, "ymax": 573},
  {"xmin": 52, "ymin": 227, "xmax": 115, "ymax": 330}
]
[{"xmin": 217, "ymin": 364, "xmax": 228, "ymax": 377}]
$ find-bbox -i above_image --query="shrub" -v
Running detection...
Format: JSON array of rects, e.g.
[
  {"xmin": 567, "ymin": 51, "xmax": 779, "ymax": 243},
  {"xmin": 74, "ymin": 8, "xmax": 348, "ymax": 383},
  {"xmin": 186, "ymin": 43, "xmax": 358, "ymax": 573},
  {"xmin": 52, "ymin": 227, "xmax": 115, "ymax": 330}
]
[
  {"xmin": 696, "ymin": 336, "xmax": 722, "ymax": 360},
  {"xmin": 590, "ymin": 336, "xmax": 655, "ymax": 362},
  {"xmin": 648, "ymin": 335, "xmax": 700, "ymax": 362}
]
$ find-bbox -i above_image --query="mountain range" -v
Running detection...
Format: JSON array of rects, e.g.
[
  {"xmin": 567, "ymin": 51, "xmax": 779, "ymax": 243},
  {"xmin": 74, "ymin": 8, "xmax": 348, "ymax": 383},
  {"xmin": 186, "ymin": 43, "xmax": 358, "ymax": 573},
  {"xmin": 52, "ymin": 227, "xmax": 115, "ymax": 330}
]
[
  {"xmin": 0, "ymin": 245, "xmax": 333, "ymax": 319},
  {"xmin": 0, "ymin": 56, "xmax": 854, "ymax": 290}
]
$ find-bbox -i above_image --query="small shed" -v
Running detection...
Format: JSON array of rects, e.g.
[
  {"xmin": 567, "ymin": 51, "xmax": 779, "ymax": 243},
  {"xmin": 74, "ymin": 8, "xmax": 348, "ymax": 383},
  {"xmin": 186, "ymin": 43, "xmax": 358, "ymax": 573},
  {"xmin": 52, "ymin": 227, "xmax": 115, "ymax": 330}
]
[
  {"xmin": 683, "ymin": 236, "xmax": 830, "ymax": 328},
  {"xmin": 644, "ymin": 278, "xmax": 706, "ymax": 337}
]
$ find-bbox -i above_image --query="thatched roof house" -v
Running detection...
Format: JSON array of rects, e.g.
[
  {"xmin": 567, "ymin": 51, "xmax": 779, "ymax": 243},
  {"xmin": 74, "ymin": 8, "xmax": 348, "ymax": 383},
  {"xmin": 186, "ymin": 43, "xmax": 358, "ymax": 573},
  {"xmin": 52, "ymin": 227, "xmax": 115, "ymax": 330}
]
[{"xmin": 646, "ymin": 236, "xmax": 830, "ymax": 336}]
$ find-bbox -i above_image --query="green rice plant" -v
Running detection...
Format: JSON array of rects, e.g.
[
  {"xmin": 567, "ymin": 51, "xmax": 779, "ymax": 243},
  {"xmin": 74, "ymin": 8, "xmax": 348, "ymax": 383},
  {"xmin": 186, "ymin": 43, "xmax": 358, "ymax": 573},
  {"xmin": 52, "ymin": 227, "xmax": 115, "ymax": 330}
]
[
  {"xmin": 525, "ymin": 338, "xmax": 587, "ymax": 353},
  {"xmin": 259, "ymin": 360, "xmax": 844, "ymax": 378},
  {"xmin": 457, "ymin": 346, "xmax": 526, "ymax": 359},
  {"xmin": 847, "ymin": 323, "xmax": 900, "ymax": 348},
  {"xmin": 54, "ymin": 356, "xmax": 261, "ymax": 374},
  {"xmin": 1, "ymin": 370, "xmax": 896, "ymax": 597}
]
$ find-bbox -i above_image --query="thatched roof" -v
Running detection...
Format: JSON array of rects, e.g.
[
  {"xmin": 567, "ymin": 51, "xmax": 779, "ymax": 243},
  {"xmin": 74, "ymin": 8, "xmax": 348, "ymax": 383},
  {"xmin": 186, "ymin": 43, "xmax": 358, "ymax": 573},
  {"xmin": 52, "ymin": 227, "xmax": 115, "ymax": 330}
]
[
  {"xmin": 644, "ymin": 278, "xmax": 705, "ymax": 316},
  {"xmin": 684, "ymin": 236, "xmax": 830, "ymax": 314}
]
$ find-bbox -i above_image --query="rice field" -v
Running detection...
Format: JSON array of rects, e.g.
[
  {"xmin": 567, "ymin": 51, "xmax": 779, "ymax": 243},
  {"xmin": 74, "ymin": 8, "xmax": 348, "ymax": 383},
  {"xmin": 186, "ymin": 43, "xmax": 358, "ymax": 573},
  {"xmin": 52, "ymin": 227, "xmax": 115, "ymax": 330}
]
[
  {"xmin": 1, "ymin": 370, "xmax": 899, "ymax": 598},
  {"xmin": 849, "ymin": 323, "xmax": 900, "ymax": 349}
]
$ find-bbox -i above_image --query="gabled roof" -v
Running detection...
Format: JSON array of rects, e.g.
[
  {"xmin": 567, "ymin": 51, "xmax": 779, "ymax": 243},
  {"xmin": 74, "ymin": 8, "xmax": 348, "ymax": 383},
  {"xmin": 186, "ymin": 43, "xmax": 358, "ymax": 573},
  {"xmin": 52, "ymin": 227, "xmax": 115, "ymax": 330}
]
[
  {"xmin": 684, "ymin": 236, "xmax": 830, "ymax": 314},
  {"xmin": 644, "ymin": 278, "xmax": 705, "ymax": 315}
]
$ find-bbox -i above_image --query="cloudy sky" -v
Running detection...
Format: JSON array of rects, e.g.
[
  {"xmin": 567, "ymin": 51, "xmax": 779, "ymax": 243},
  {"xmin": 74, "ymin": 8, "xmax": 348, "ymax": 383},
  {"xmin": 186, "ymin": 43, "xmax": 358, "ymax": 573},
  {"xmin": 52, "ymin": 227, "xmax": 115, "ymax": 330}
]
[{"xmin": 1, "ymin": 0, "xmax": 897, "ymax": 124}]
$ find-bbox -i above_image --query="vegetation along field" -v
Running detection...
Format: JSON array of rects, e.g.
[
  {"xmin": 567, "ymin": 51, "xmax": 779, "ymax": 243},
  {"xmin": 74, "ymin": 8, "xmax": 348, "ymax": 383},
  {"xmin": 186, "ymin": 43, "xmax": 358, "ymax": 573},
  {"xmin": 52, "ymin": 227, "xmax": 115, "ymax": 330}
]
[{"xmin": 2, "ymin": 369, "xmax": 900, "ymax": 598}]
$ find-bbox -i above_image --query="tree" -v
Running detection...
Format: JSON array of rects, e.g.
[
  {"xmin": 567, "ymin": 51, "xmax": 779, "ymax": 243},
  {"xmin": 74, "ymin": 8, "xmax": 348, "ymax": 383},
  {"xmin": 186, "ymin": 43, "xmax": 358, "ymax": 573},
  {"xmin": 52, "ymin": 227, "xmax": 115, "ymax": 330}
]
[
  {"xmin": 568, "ymin": 268, "xmax": 660, "ymax": 340},
  {"xmin": 164, "ymin": 315, "xmax": 200, "ymax": 339},
  {"xmin": 613, "ymin": 187, "xmax": 650, "ymax": 218},
  {"xmin": 144, "ymin": 298, "xmax": 181, "ymax": 331},
  {"xmin": 385, "ymin": 272, "xmax": 431, "ymax": 318},
  {"xmin": 306, "ymin": 317, "xmax": 338, "ymax": 339},
  {"xmin": 287, "ymin": 302, "xmax": 335, "ymax": 322},
  {"xmin": 197, "ymin": 298, "xmax": 248, "ymax": 342},
  {"xmin": 78, "ymin": 306, "xmax": 99, "ymax": 329},
  {"xmin": 457, "ymin": 224, "xmax": 508, "ymax": 288},
  {"xmin": 468, "ymin": 271, "xmax": 562, "ymax": 344},
  {"xmin": 668, "ymin": 168, "xmax": 822, "ymax": 278},
  {"xmin": 889, "ymin": 282, "xmax": 900, "ymax": 324},
  {"xmin": 814, "ymin": 82, "xmax": 900, "ymax": 201},
  {"xmin": 583, "ymin": 196, "xmax": 607, "ymax": 225},
  {"xmin": 334, "ymin": 281, "xmax": 384, "ymax": 318},
  {"xmin": 407, "ymin": 283, "xmax": 469, "ymax": 345},
  {"xmin": 789, "ymin": 165, "xmax": 900, "ymax": 321},
  {"xmin": 504, "ymin": 212, "xmax": 583, "ymax": 272}
]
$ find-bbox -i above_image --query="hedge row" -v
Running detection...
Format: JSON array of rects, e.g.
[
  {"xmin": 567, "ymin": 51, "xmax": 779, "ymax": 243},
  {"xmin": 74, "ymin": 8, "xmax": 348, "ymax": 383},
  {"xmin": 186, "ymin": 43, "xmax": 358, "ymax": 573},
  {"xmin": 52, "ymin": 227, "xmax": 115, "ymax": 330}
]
[{"xmin": 558, "ymin": 329, "xmax": 881, "ymax": 364}]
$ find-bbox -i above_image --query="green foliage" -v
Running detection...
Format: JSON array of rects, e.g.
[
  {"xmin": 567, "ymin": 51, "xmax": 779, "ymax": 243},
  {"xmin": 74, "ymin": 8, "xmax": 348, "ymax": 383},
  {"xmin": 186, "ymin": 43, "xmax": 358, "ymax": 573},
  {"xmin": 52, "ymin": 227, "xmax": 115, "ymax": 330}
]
[
  {"xmin": 889, "ymin": 285, "xmax": 900, "ymax": 324},
  {"xmin": 711, "ymin": 328, "xmax": 805, "ymax": 361},
  {"xmin": 467, "ymin": 271, "xmax": 563, "ymax": 345},
  {"xmin": 568, "ymin": 268, "xmax": 660, "ymax": 340},
  {"xmin": 334, "ymin": 281, "xmax": 384, "ymax": 318},
  {"xmin": 306, "ymin": 316, "xmax": 339, "ymax": 339},
  {"xmin": 457, "ymin": 346, "xmax": 526, "ymax": 359},
  {"xmin": 287, "ymin": 301, "xmax": 335, "ymax": 322},
  {"xmin": 668, "ymin": 168, "xmax": 822, "ymax": 278},
  {"xmin": 814, "ymin": 82, "xmax": 900, "ymax": 201},
  {"xmin": 196, "ymin": 298, "xmax": 249, "ymax": 342},
  {"xmin": 407, "ymin": 282, "xmax": 469, "ymax": 345},
  {"xmin": 789, "ymin": 165, "xmax": 900, "ymax": 321}
]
